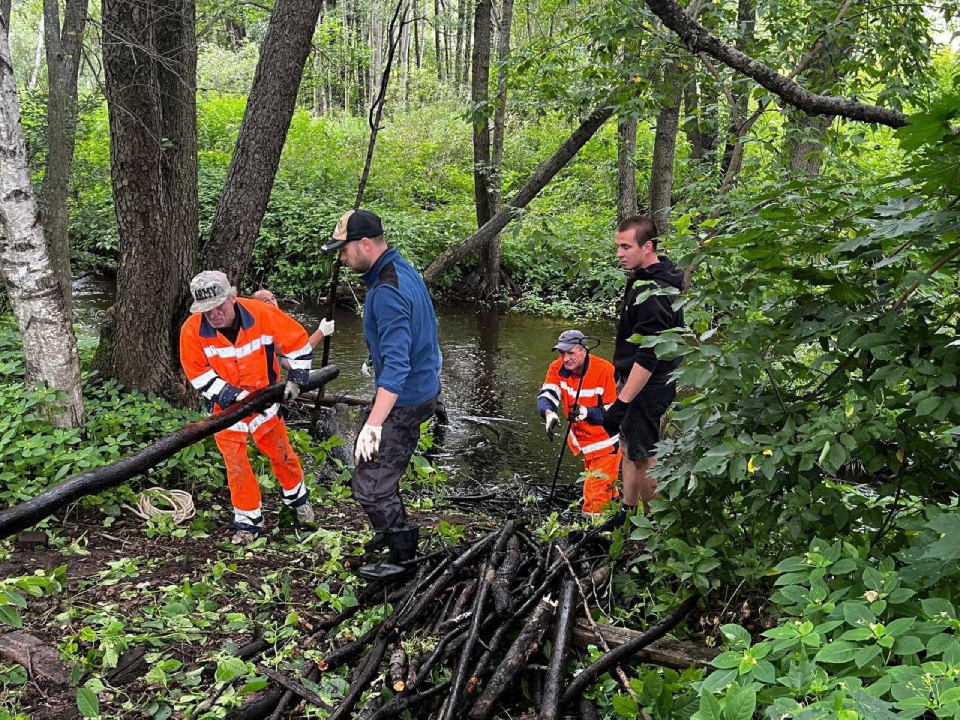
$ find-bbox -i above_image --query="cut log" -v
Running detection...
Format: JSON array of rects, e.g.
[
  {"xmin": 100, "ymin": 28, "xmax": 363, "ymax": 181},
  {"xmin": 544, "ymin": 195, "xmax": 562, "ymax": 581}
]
[
  {"xmin": 15, "ymin": 531, "xmax": 48, "ymax": 550},
  {"xmin": 0, "ymin": 366, "xmax": 339, "ymax": 538},
  {"xmin": 569, "ymin": 618, "xmax": 718, "ymax": 669},
  {"xmin": 0, "ymin": 632, "xmax": 71, "ymax": 686}
]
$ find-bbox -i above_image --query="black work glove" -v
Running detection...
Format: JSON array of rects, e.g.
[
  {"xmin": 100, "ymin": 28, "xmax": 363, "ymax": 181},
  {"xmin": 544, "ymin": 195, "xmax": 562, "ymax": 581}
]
[{"xmin": 602, "ymin": 399, "xmax": 629, "ymax": 437}]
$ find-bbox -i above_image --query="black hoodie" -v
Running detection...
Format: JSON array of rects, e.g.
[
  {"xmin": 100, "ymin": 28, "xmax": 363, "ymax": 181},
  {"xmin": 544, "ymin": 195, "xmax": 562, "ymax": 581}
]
[{"xmin": 612, "ymin": 256, "xmax": 685, "ymax": 383}]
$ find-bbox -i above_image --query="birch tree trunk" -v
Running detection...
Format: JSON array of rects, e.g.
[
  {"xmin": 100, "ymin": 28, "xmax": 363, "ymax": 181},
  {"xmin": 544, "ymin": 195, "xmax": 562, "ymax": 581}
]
[
  {"xmin": 42, "ymin": 0, "xmax": 87, "ymax": 319},
  {"xmin": 0, "ymin": 25, "xmax": 83, "ymax": 428}
]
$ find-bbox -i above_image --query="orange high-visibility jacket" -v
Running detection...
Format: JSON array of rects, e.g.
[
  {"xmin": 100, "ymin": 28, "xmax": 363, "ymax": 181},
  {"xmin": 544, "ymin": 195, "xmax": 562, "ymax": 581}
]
[
  {"xmin": 180, "ymin": 299, "xmax": 313, "ymax": 438},
  {"xmin": 537, "ymin": 355, "xmax": 619, "ymax": 459}
]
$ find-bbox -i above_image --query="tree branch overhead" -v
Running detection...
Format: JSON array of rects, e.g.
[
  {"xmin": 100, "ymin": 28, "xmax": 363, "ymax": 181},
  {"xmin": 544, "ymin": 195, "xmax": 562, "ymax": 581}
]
[{"xmin": 642, "ymin": 0, "xmax": 909, "ymax": 128}]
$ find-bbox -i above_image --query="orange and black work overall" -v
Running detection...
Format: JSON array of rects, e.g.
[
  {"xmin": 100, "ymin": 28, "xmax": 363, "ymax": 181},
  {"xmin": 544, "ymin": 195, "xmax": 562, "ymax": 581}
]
[
  {"xmin": 180, "ymin": 299, "xmax": 314, "ymax": 533},
  {"xmin": 538, "ymin": 355, "xmax": 622, "ymax": 513}
]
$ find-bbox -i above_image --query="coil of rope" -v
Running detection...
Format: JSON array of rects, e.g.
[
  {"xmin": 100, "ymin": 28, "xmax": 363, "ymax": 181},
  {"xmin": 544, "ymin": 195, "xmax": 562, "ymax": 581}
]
[{"xmin": 124, "ymin": 488, "xmax": 196, "ymax": 525}]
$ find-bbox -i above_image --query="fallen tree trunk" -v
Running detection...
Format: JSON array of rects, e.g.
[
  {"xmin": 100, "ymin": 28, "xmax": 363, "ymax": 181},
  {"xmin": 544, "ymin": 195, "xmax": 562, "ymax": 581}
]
[
  {"xmin": 0, "ymin": 366, "xmax": 340, "ymax": 538},
  {"xmin": 561, "ymin": 594, "xmax": 700, "ymax": 707},
  {"xmin": 569, "ymin": 618, "xmax": 719, "ymax": 669},
  {"xmin": 422, "ymin": 102, "xmax": 614, "ymax": 285}
]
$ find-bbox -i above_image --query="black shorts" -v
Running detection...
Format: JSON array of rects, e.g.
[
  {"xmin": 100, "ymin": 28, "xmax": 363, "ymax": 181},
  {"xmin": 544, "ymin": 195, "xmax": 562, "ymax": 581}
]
[{"xmin": 620, "ymin": 380, "xmax": 676, "ymax": 461}]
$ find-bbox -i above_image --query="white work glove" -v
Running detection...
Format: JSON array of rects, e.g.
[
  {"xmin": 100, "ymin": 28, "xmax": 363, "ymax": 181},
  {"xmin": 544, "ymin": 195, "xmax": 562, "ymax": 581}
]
[
  {"xmin": 361, "ymin": 359, "xmax": 372, "ymax": 377},
  {"xmin": 355, "ymin": 423, "xmax": 383, "ymax": 464},
  {"xmin": 233, "ymin": 390, "xmax": 250, "ymax": 405},
  {"xmin": 318, "ymin": 318, "xmax": 335, "ymax": 337},
  {"xmin": 283, "ymin": 380, "xmax": 301, "ymax": 402},
  {"xmin": 571, "ymin": 405, "xmax": 588, "ymax": 422},
  {"xmin": 544, "ymin": 411, "xmax": 560, "ymax": 439}
]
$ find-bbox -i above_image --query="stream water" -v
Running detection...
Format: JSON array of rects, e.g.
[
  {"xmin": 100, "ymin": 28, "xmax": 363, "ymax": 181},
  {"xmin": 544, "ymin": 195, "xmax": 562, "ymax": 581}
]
[{"xmin": 74, "ymin": 275, "xmax": 617, "ymax": 488}]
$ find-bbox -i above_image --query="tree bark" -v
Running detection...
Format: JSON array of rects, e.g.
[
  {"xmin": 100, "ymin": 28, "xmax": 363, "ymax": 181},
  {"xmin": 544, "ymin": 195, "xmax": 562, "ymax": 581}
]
[
  {"xmin": 470, "ymin": 0, "xmax": 494, "ymax": 227},
  {"xmin": 413, "ymin": 0, "xmax": 421, "ymax": 69},
  {"xmin": 649, "ymin": 60, "xmax": 682, "ymax": 235},
  {"xmin": 477, "ymin": 0, "xmax": 513, "ymax": 300},
  {"xmin": 98, "ymin": 0, "xmax": 197, "ymax": 404},
  {"xmin": 42, "ymin": 0, "xmax": 87, "ymax": 319},
  {"xmin": 423, "ymin": 102, "xmax": 613, "ymax": 285},
  {"xmin": 0, "ymin": 24, "xmax": 83, "ymax": 429},
  {"xmin": 642, "ymin": 0, "xmax": 908, "ymax": 128},
  {"xmin": 616, "ymin": 116, "xmax": 637, "ymax": 222},
  {"xmin": 462, "ymin": 0, "xmax": 472, "ymax": 88},
  {"xmin": 200, "ymin": 0, "xmax": 324, "ymax": 287}
]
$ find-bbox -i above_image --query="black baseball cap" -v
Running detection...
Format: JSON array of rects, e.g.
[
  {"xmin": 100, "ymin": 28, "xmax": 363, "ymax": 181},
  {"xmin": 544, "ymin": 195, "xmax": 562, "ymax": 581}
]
[{"xmin": 322, "ymin": 209, "xmax": 384, "ymax": 252}]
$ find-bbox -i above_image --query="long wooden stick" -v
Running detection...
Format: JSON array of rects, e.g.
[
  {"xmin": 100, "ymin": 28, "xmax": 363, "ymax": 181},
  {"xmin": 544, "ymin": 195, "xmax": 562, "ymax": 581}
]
[{"xmin": 0, "ymin": 366, "xmax": 339, "ymax": 538}]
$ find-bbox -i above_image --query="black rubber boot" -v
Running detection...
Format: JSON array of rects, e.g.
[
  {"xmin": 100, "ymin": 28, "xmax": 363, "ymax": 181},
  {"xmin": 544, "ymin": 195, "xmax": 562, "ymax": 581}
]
[
  {"xmin": 357, "ymin": 525, "xmax": 419, "ymax": 581},
  {"xmin": 598, "ymin": 504, "xmax": 636, "ymax": 533},
  {"xmin": 364, "ymin": 531, "xmax": 388, "ymax": 553}
]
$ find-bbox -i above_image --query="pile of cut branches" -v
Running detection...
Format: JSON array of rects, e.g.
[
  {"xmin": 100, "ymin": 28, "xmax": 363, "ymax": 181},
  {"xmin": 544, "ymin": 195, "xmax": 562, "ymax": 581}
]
[{"xmin": 229, "ymin": 521, "xmax": 699, "ymax": 719}]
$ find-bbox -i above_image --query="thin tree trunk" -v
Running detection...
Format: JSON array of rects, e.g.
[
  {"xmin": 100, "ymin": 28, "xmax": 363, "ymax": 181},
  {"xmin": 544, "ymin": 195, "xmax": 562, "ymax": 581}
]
[
  {"xmin": 201, "ymin": 0, "xmax": 324, "ymax": 286},
  {"xmin": 617, "ymin": 116, "xmax": 637, "ymax": 222},
  {"xmin": 342, "ymin": 0, "xmax": 350, "ymax": 111},
  {"xmin": 681, "ymin": 72, "xmax": 704, "ymax": 162},
  {"xmin": 29, "ymin": 17, "xmax": 44, "ymax": 90},
  {"xmin": 462, "ymin": 0, "xmax": 472, "ymax": 89},
  {"xmin": 423, "ymin": 102, "xmax": 613, "ymax": 285},
  {"xmin": 719, "ymin": 0, "xmax": 753, "ymax": 177},
  {"xmin": 1, "ymin": 1, "xmax": 11, "ymax": 30},
  {"xmin": 454, "ymin": 0, "xmax": 464, "ymax": 85},
  {"xmin": 42, "ymin": 0, "xmax": 87, "ymax": 319},
  {"xmin": 649, "ymin": 60, "xmax": 682, "ymax": 235},
  {"xmin": 98, "ymin": 0, "xmax": 197, "ymax": 404},
  {"xmin": 470, "ymin": 0, "xmax": 495, "ymax": 298},
  {"xmin": 434, "ymin": 0, "xmax": 442, "ymax": 80},
  {"xmin": 0, "ymin": 24, "xmax": 83, "ymax": 428},
  {"xmin": 478, "ymin": 0, "xmax": 513, "ymax": 297},
  {"xmin": 443, "ymin": 0, "xmax": 451, "ymax": 80},
  {"xmin": 413, "ymin": 0, "xmax": 421, "ymax": 68}
]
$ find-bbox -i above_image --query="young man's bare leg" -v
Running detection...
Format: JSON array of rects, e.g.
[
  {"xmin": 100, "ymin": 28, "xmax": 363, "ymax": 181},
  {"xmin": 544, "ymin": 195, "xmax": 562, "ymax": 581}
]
[
  {"xmin": 636, "ymin": 456, "xmax": 657, "ymax": 514},
  {"xmin": 621, "ymin": 456, "xmax": 642, "ymax": 508}
]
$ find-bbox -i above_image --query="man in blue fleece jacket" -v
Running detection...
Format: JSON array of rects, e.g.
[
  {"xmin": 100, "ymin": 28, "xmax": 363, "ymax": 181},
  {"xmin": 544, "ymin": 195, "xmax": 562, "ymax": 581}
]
[{"xmin": 322, "ymin": 209, "xmax": 441, "ymax": 580}]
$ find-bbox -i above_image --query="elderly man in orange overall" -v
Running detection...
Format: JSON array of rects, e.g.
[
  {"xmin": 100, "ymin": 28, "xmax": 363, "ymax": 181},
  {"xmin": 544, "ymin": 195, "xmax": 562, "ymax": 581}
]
[
  {"xmin": 537, "ymin": 330, "xmax": 621, "ymax": 514},
  {"xmin": 180, "ymin": 271, "xmax": 333, "ymax": 544}
]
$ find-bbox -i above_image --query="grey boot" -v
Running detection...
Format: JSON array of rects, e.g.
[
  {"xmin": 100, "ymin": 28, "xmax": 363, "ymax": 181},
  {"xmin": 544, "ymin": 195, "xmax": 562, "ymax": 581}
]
[{"xmin": 357, "ymin": 525, "xmax": 419, "ymax": 581}]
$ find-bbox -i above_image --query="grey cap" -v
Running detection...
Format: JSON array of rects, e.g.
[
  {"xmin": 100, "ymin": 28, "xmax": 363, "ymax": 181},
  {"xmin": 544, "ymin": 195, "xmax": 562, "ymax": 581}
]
[
  {"xmin": 189, "ymin": 270, "xmax": 233, "ymax": 313},
  {"xmin": 553, "ymin": 329, "xmax": 585, "ymax": 352}
]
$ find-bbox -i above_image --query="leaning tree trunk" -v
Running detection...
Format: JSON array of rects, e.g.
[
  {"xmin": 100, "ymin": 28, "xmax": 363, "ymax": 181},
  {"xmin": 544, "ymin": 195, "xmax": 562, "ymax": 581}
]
[
  {"xmin": 617, "ymin": 116, "xmax": 638, "ymax": 222},
  {"xmin": 98, "ymin": 0, "xmax": 198, "ymax": 405},
  {"xmin": 42, "ymin": 0, "xmax": 87, "ymax": 319},
  {"xmin": 423, "ymin": 102, "xmax": 613, "ymax": 284},
  {"xmin": 201, "ymin": 0, "xmax": 324, "ymax": 286},
  {"xmin": 649, "ymin": 60, "xmax": 682, "ymax": 235},
  {"xmin": 0, "ymin": 24, "xmax": 83, "ymax": 428}
]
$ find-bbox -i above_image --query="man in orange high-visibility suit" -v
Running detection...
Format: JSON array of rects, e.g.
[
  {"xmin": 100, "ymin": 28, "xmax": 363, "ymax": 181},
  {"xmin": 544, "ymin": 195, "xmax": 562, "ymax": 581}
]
[
  {"xmin": 180, "ymin": 271, "xmax": 333, "ymax": 545},
  {"xmin": 537, "ymin": 330, "xmax": 621, "ymax": 514}
]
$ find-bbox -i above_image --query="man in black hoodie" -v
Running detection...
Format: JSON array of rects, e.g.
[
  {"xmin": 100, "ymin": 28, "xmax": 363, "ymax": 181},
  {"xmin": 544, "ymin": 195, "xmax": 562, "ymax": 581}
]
[{"xmin": 602, "ymin": 215, "xmax": 685, "ymax": 518}]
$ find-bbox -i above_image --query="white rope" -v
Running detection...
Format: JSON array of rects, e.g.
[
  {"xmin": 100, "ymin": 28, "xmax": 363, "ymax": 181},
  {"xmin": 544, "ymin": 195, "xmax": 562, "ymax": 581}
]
[{"xmin": 124, "ymin": 488, "xmax": 196, "ymax": 524}]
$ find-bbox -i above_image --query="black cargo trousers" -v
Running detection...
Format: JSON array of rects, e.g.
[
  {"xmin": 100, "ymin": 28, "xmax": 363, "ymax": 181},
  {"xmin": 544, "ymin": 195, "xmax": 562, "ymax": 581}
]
[{"xmin": 351, "ymin": 394, "xmax": 438, "ymax": 531}]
